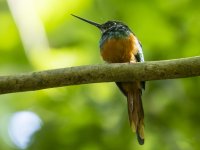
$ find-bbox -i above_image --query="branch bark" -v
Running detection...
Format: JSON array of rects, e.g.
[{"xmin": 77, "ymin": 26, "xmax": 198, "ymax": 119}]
[{"xmin": 0, "ymin": 56, "xmax": 200, "ymax": 94}]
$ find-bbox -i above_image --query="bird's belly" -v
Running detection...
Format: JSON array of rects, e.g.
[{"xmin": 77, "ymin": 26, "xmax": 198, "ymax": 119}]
[{"xmin": 100, "ymin": 34, "xmax": 138, "ymax": 63}]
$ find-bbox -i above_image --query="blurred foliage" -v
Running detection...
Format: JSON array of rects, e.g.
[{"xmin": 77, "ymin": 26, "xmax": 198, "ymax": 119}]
[{"xmin": 0, "ymin": 0, "xmax": 200, "ymax": 150}]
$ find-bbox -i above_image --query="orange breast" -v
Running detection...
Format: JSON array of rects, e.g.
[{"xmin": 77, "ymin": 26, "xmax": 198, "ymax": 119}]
[{"xmin": 100, "ymin": 33, "xmax": 138, "ymax": 63}]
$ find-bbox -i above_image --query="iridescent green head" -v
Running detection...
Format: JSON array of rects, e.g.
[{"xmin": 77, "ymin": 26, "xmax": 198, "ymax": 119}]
[{"xmin": 71, "ymin": 14, "xmax": 132, "ymax": 47}]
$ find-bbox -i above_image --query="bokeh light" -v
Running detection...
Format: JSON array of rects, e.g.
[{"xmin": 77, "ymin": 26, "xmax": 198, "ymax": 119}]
[{"xmin": 8, "ymin": 111, "xmax": 42, "ymax": 149}]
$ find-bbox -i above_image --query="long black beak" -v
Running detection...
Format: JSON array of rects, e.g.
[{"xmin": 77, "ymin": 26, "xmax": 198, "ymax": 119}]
[{"xmin": 71, "ymin": 14, "xmax": 102, "ymax": 29}]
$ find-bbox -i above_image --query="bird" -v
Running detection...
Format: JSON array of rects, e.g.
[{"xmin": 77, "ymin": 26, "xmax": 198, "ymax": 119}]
[{"xmin": 71, "ymin": 14, "xmax": 145, "ymax": 145}]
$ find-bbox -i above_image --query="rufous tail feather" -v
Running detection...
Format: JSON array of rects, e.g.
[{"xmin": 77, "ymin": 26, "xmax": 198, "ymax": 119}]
[{"xmin": 127, "ymin": 86, "xmax": 144, "ymax": 145}]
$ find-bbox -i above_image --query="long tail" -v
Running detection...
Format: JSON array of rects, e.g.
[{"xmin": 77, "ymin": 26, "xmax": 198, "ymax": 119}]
[{"xmin": 127, "ymin": 83, "xmax": 144, "ymax": 145}]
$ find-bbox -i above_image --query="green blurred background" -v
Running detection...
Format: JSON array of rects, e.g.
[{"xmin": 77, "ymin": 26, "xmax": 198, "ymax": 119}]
[{"xmin": 0, "ymin": 0, "xmax": 200, "ymax": 150}]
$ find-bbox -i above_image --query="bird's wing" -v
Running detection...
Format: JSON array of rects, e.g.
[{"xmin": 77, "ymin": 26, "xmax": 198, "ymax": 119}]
[{"xmin": 134, "ymin": 40, "xmax": 145, "ymax": 90}]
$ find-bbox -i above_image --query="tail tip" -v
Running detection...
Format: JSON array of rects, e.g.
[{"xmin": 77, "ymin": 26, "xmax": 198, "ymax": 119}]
[{"xmin": 137, "ymin": 133, "xmax": 144, "ymax": 145}]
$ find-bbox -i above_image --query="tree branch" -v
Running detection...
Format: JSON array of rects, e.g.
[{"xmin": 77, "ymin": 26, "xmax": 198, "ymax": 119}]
[{"xmin": 0, "ymin": 56, "xmax": 200, "ymax": 94}]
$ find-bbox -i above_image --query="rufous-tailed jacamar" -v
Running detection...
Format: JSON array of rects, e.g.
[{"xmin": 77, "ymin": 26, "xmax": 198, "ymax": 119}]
[{"xmin": 72, "ymin": 14, "xmax": 145, "ymax": 145}]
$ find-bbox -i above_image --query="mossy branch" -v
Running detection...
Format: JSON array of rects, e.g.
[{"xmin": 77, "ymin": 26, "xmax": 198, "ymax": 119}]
[{"xmin": 0, "ymin": 56, "xmax": 200, "ymax": 94}]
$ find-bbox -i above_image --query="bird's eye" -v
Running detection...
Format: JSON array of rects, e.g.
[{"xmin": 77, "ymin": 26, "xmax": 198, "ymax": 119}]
[
  {"xmin": 106, "ymin": 21, "xmax": 115, "ymax": 27},
  {"xmin": 101, "ymin": 21, "xmax": 117, "ymax": 32},
  {"xmin": 108, "ymin": 22, "xmax": 113, "ymax": 26}
]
